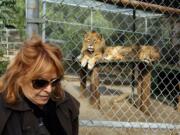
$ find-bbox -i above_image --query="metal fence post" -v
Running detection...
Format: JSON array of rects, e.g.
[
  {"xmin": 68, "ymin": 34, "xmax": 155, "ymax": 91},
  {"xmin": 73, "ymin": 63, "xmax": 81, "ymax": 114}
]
[
  {"xmin": 42, "ymin": 0, "xmax": 46, "ymax": 41},
  {"xmin": 26, "ymin": 0, "xmax": 39, "ymax": 38}
]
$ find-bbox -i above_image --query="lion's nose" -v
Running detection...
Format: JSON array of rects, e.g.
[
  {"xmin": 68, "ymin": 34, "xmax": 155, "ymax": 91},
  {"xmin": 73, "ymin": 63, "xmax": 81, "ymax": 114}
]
[
  {"xmin": 88, "ymin": 45, "xmax": 93, "ymax": 49},
  {"xmin": 89, "ymin": 42, "xmax": 93, "ymax": 46}
]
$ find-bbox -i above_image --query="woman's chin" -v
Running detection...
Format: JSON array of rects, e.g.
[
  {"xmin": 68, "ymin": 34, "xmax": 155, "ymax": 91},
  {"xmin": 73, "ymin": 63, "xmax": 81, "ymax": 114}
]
[{"xmin": 35, "ymin": 97, "xmax": 50, "ymax": 107}]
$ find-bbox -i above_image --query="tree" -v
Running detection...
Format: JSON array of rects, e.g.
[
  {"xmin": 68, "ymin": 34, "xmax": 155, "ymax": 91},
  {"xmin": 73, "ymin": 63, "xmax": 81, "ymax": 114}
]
[
  {"xmin": 15, "ymin": 0, "xmax": 25, "ymax": 30},
  {"xmin": 0, "ymin": 0, "xmax": 16, "ymax": 27},
  {"xmin": 0, "ymin": 0, "xmax": 25, "ymax": 30},
  {"xmin": 84, "ymin": 10, "xmax": 113, "ymax": 39}
]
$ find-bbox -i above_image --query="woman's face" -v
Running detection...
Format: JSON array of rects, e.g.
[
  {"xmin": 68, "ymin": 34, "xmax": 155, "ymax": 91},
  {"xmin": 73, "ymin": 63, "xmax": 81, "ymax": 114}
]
[{"xmin": 21, "ymin": 70, "xmax": 59, "ymax": 107}]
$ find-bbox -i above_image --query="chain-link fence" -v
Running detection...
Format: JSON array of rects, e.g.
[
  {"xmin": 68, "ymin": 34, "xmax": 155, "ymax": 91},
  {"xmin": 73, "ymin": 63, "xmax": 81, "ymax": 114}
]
[
  {"xmin": 0, "ymin": 0, "xmax": 180, "ymax": 134},
  {"xmin": 41, "ymin": 0, "xmax": 180, "ymax": 134},
  {"xmin": 0, "ymin": 28, "xmax": 22, "ymax": 58},
  {"xmin": 0, "ymin": 28, "xmax": 23, "ymax": 76}
]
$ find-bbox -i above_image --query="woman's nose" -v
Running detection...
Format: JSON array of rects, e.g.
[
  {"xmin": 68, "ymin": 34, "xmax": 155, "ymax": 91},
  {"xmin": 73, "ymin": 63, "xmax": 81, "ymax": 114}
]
[{"xmin": 43, "ymin": 84, "xmax": 52, "ymax": 93}]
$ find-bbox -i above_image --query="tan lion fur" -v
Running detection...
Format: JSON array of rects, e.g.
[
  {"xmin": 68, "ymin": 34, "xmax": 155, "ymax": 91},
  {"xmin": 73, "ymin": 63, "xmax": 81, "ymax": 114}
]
[
  {"xmin": 79, "ymin": 31, "xmax": 160, "ymax": 69},
  {"xmin": 79, "ymin": 31, "xmax": 106, "ymax": 70},
  {"xmin": 103, "ymin": 45, "xmax": 160, "ymax": 63},
  {"xmin": 103, "ymin": 45, "xmax": 140, "ymax": 61},
  {"xmin": 138, "ymin": 46, "xmax": 160, "ymax": 63}
]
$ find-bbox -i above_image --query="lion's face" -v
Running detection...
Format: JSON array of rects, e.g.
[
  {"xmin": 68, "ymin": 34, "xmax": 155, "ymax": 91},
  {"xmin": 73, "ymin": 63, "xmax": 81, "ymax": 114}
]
[
  {"xmin": 139, "ymin": 46, "xmax": 160, "ymax": 62},
  {"xmin": 82, "ymin": 31, "xmax": 105, "ymax": 53}
]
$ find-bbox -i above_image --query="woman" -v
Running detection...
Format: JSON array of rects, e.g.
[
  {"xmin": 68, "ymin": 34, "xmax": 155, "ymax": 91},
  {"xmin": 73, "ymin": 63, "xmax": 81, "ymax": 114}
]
[{"xmin": 0, "ymin": 36, "xmax": 80, "ymax": 135}]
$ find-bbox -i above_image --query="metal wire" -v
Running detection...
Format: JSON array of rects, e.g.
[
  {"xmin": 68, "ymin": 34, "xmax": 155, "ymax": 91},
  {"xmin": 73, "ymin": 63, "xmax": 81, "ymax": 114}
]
[{"xmin": 0, "ymin": 0, "xmax": 179, "ymax": 134}]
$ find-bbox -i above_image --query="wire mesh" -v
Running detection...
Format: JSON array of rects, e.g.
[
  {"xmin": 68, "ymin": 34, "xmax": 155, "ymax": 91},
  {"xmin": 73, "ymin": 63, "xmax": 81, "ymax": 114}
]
[
  {"xmin": 0, "ymin": 29, "xmax": 22, "ymax": 60},
  {"xmin": 0, "ymin": 0, "xmax": 179, "ymax": 134},
  {"xmin": 41, "ymin": 0, "xmax": 180, "ymax": 134}
]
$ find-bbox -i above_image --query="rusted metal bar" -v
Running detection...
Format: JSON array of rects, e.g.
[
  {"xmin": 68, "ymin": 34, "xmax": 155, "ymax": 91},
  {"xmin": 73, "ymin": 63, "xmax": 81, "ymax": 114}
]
[{"xmin": 100, "ymin": 0, "xmax": 180, "ymax": 14}]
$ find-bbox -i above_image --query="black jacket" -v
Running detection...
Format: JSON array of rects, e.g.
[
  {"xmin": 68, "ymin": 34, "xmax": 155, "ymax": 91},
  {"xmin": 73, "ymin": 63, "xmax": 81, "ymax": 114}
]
[{"xmin": 0, "ymin": 91, "xmax": 80, "ymax": 135}]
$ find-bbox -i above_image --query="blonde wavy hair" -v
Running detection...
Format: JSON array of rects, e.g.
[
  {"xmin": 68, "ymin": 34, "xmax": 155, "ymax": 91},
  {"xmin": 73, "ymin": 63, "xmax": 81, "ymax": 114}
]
[{"xmin": 0, "ymin": 36, "xmax": 64, "ymax": 104}]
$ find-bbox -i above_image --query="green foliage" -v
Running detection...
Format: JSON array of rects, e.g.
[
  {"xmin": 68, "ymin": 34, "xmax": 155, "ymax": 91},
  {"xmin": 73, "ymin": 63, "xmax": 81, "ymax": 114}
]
[
  {"xmin": 0, "ymin": 48, "xmax": 4, "ymax": 57},
  {"xmin": 45, "ymin": 4, "xmax": 91, "ymax": 58},
  {"xmin": 0, "ymin": 0, "xmax": 16, "ymax": 26},
  {"xmin": 14, "ymin": 0, "xmax": 25, "ymax": 38},
  {"xmin": 44, "ymin": 2, "xmax": 174, "ymax": 61},
  {"xmin": 45, "ymin": 3, "xmax": 114, "ymax": 58},
  {"xmin": 84, "ymin": 10, "xmax": 113, "ymax": 39},
  {"xmin": 0, "ymin": 61, "xmax": 8, "ymax": 75},
  {"xmin": 0, "ymin": 0, "xmax": 25, "ymax": 33}
]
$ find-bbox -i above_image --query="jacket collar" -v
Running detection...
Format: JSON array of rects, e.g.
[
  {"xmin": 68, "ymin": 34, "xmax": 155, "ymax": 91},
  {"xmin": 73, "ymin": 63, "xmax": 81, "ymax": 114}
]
[
  {"xmin": 3, "ymin": 91, "xmax": 70, "ymax": 111},
  {"xmin": 56, "ymin": 91, "xmax": 71, "ymax": 107},
  {"xmin": 4, "ymin": 98, "xmax": 32, "ymax": 111}
]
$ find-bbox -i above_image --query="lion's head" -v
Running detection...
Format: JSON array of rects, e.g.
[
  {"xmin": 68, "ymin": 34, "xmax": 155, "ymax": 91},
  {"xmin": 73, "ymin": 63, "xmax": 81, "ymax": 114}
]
[{"xmin": 81, "ymin": 31, "xmax": 106, "ymax": 54}]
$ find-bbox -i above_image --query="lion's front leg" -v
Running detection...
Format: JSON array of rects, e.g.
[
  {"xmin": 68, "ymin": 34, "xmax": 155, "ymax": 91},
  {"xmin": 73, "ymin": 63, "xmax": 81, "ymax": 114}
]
[
  {"xmin": 88, "ymin": 57, "xmax": 96, "ymax": 70},
  {"xmin": 88, "ymin": 54, "xmax": 102, "ymax": 70},
  {"xmin": 81, "ymin": 55, "xmax": 90, "ymax": 67}
]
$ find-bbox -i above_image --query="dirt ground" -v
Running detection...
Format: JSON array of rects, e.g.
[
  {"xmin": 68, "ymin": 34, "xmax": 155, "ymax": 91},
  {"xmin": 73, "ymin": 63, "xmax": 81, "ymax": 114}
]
[{"xmin": 62, "ymin": 75, "xmax": 180, "ymax": 135}]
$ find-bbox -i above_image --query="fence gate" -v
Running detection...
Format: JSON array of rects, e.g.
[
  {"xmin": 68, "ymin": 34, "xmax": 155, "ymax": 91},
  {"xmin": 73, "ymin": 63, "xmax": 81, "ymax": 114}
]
[{"xmin": 41, "ymin": 0, "xmax": 180, "ymax": 134}]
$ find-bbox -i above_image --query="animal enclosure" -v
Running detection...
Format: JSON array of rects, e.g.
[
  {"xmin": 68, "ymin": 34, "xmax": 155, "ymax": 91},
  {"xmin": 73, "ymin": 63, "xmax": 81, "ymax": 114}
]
[
  {"xmin": 0, "ymin": 0, "xmax": 180, "ymax": 135},
  {"xmin": 42, "ymin": 0, "xmax": 179, "ymax": 134}
]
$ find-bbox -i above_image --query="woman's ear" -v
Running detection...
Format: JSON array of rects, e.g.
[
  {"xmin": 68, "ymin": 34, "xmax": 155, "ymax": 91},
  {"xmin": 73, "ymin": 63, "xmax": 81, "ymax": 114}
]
[
  {"xmin": 17, "ymin": 76, "xmax": 28, "ymax": 88},
  {"xmin": 17, "ymin": 78, "xmax": 23, "ymax": 88}
]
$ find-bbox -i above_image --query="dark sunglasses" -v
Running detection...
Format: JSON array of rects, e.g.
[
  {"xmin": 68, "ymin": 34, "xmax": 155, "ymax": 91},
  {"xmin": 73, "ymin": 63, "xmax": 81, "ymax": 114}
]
[{"xmin": 32, "ymin": 78, "xmax": 61, "ymax": 89}]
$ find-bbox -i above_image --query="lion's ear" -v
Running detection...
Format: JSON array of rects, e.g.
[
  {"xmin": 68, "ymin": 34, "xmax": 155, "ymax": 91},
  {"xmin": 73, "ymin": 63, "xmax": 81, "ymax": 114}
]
[
  {"xmin": 84, "ymin": 31, "xmax": 89, "ymax": 39},
  {"xmin": 91, "ymin": 29, "xmax": 96, "ymax": 33},
  {"xmin": 83, "ymin": 30, "xmax": 87, "ymax": 35},
  {"xmin": 94, "ymin": 32, "xmax": 103, "ymax": 42},
  {"xmin": 97, "ymin": 33, "xmax": 103, "ymax": 40}
]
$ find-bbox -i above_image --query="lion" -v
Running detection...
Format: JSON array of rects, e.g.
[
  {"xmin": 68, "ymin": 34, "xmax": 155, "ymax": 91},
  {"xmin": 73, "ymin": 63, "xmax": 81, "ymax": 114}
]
[
  {"xmin": 79, "ymin": 31, "xmax": 106, "ymax": 70},
  {"xmin": 138, "ymin": 46, "xmax": 160, "ymax": 63},
  {"xmin": 103, "ymin": 45, "xmax": 140, "ymax": 61},
  {"xmin": 103, "ymin": 45, "xmax": 160, "ymax": 63}
]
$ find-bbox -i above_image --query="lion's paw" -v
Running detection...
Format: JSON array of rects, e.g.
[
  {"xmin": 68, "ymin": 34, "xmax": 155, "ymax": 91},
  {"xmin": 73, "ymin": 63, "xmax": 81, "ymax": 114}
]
[
  {"xmin": 143, "ymin": 58, "xmax": 150, "ymax": 64},
  {"xmin": 141, "ymin": 58, "xmax": 154, "ymax": 65},
  {"xmin": 81, "ymin": 59, "xmax": 88, "ymax": 67},
  {"xmin": 77, "ymin": 54, "xmax": 83, "ymax": 61},
  {"xmin": 88, "ymin": 63, "xmax": 94, "ymax": 70},
  {"xmin": 88, "ymin": 60, "xmax": 95, "ymax": 70}
]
